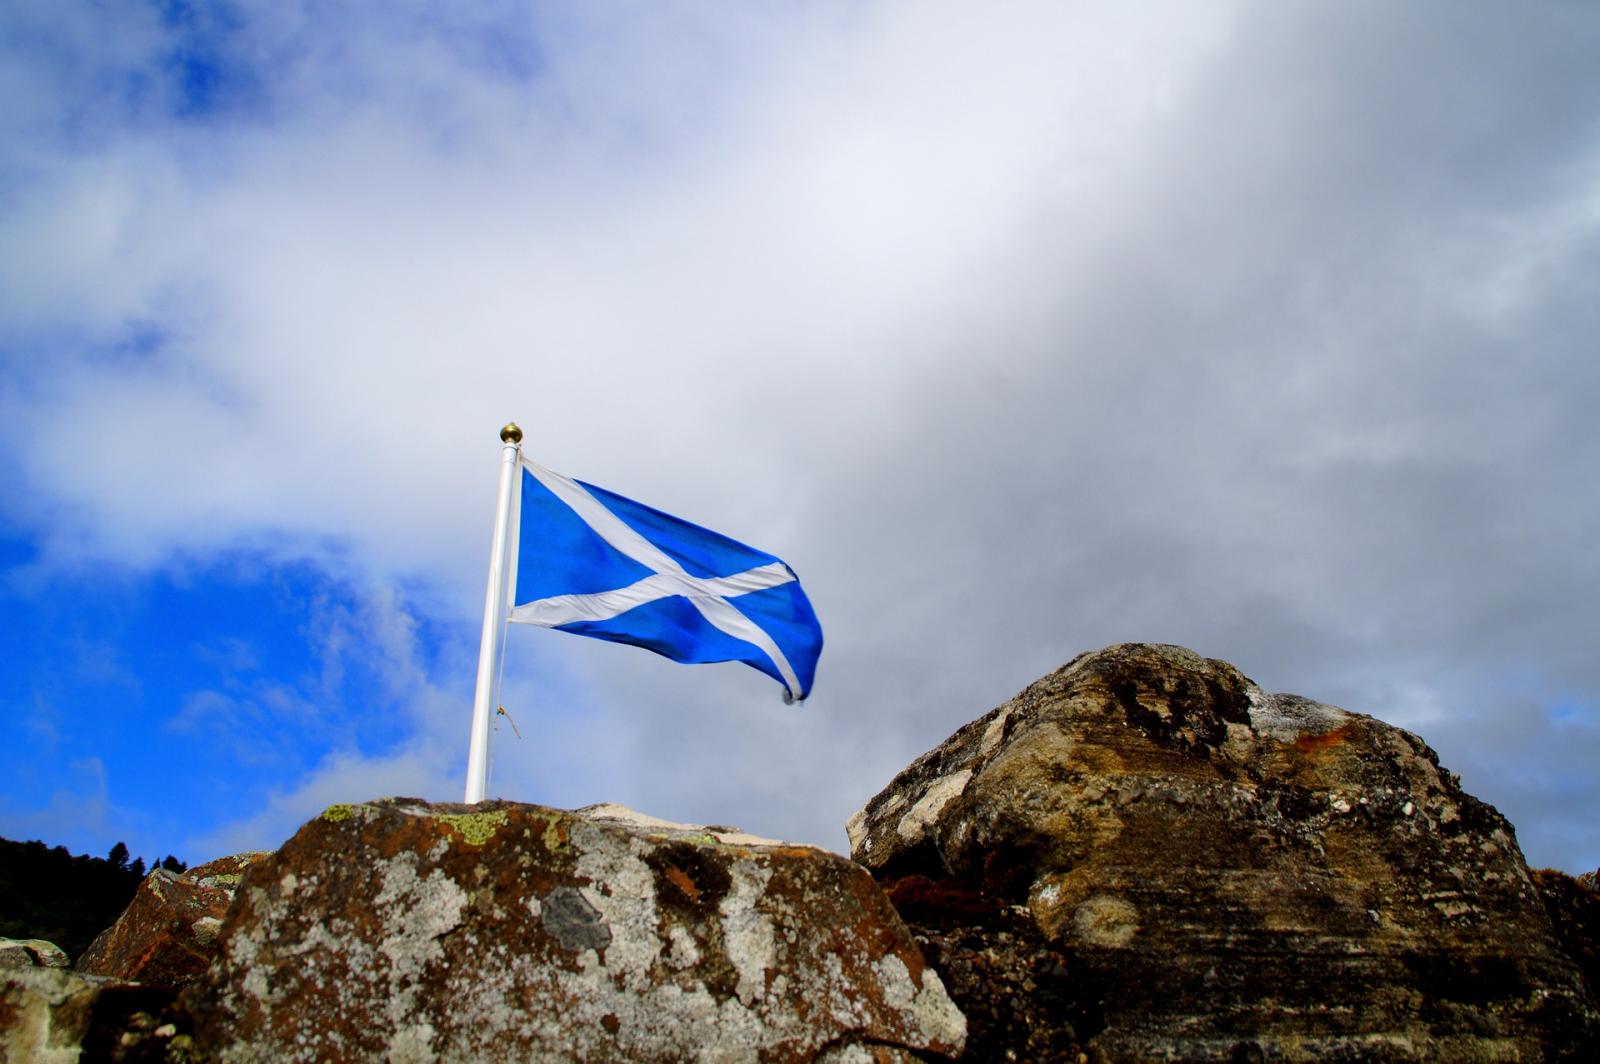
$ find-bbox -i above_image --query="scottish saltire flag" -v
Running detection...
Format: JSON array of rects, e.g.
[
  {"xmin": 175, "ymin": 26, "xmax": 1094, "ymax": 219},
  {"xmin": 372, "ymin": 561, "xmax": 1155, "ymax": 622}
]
[{"xmin": 507, "ymin": 458, "xmax": 823, "ymax": 702}]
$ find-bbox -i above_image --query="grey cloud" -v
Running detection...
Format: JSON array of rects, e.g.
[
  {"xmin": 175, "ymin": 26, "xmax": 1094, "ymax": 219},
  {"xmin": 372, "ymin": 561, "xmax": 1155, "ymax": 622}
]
[
  {"xmin": 522, "ymin": 2, "xmax": 1600, "ymax": 869},
  {"xmin": 4, "ymin": 4, "xmax": 1598, "ymax": 871}
]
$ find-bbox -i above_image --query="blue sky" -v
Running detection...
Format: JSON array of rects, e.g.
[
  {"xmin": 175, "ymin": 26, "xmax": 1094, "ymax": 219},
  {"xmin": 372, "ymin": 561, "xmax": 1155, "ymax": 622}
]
[{"xmin": 3, "ymin": 1, "xmax": 1599, "ymax": 874}]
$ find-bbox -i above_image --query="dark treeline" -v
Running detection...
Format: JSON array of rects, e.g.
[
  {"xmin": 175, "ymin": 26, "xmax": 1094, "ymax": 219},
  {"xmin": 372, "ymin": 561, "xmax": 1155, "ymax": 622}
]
[{"xmin": 0, "ymin": 835, "xmax": 186, "ymax": 961}]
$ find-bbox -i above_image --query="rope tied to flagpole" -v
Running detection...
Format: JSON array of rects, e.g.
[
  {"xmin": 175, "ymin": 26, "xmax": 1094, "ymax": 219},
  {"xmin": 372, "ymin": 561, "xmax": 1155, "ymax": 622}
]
[{"xmin": 497, "ymin": 705, "xmax": 523, "ymax": 739}]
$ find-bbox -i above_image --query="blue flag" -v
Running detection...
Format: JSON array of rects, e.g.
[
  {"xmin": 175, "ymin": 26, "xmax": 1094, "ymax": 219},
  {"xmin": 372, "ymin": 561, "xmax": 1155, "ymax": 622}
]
[{"xmin": 507, "ymin": 458, "xmax": 823, "ymax": 702}]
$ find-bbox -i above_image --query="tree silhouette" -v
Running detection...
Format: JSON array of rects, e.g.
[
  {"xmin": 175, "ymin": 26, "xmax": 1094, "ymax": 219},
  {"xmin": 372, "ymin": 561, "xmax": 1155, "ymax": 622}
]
[{"xmin": 2, "ymin": 835, "xmax": 186, "ymax": 961}]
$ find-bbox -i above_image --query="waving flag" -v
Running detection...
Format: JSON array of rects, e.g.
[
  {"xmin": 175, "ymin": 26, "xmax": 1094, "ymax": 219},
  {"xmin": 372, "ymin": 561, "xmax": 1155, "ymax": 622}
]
[
  {"xmin": 507, "ymin": 457, "xmax": 823, "ymax": 703},
  {"xmin": 464, "ymin": 424, "xmax": 824, "ymax": 803}
]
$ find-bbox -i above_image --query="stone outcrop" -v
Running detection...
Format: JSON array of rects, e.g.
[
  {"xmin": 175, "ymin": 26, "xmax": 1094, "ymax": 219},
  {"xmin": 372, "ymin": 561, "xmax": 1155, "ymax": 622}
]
[
  {"xmin": 0, "ymin": 938, "xmax": 69, "ymax": 970},
  {"xmin": 188, "ymin": 798, "xmax": 966, "ymax": 1063},
  {"xmin": 849, "ymin": 642, "xmax": 1599, "ymax": 1061},
  {"xmin": 77, "ymin": 852, "xmax": 271, "ymax": 987}
]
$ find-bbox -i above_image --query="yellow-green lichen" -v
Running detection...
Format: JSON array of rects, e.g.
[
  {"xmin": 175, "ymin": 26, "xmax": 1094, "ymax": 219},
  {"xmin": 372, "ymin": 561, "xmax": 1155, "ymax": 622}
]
[
  {"xmin": 653, "ymin": 831, "xmax": 719, "ymax": 846},
  {"xmin": 541, "ymin": 820, "xmax": 570, "ymax": 852},
  {"xmin": 321, "ymin": 803, "xmax": 359, "ymax": 823},
  {"xmin": 208, "ymin": 873, "xmax": 242, "ymax": 886},
  {"xmin": 437, "ymin": 810, "xmax": 508, "ymax": 847}
]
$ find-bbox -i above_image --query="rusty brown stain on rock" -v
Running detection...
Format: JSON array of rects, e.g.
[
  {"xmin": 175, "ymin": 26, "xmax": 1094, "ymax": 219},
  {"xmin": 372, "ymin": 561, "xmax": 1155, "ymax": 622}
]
[
  {"xmin": 1293, "ymin": 722, "xmax": 1353, "ymax": 755},
  {"xmin": 662, "ymin": 863, "xmax": 700, "ymax": 903}
]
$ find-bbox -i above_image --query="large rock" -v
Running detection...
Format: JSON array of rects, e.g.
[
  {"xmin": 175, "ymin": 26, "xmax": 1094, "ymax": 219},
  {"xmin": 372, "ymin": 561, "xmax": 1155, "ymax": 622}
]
[
  {"xmin": 189, "ymin": 798, "xmax": 966, "ymax": 1062},
  {"xmin": 77, "ymin": 852, "xmax": 271, "ymax": 987},
  {"xmin": 849, "ymin": 643, "xmax": 1599, "ymax": 1061}
]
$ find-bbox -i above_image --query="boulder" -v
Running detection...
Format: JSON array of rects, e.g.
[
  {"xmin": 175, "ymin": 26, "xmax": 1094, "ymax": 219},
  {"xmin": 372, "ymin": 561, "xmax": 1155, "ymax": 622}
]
[
  {"xmin": 77, "ymin": 852, "xmax": 271, "ymax": 987},
  {"xmin": 188, "ymin": 798, "xmax": 966, "ymax": 1062},
  {"xmin": 0, "ymin": 938, "xmax": 70, "ymax": 970},
  {"xmin": 849, "ymin": 643, "xmax": 1599, "ymax": 1061}
]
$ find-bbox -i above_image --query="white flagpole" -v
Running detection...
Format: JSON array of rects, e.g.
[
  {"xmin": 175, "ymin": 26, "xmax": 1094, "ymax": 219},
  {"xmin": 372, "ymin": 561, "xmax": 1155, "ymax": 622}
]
[{"xmin": 465, "ymin": 422, "xmax": 523, "ymax": 803}]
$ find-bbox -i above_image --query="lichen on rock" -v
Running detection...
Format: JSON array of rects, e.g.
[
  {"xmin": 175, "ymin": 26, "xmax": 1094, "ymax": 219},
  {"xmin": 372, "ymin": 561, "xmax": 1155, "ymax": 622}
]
[
  {"xmin": 188, "ymin": 797, "xmax": 966, "ymax": 1062},
  {"xmin": 75, "ymin": 851, "xmax": 272, "ymax": 988},
  {"xmin": 434, "ymin": 808, "xmax": 508, "ymax": 846}
]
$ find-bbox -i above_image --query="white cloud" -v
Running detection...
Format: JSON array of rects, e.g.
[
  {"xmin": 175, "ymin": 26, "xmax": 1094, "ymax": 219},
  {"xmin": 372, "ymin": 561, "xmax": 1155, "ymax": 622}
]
[{"xmin": 185, "ymin": 746, "xmax": 456, "ymax": 859}]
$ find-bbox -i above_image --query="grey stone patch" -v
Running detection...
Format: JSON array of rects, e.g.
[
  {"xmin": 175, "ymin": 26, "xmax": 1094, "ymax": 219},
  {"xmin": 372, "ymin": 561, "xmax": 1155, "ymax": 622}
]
[
  {"xmin": 1248, "ymin": 689, "xmax": 1350, "ymax": 740},
  {"xmin": 193, "ymin": 917, "xmax": 223, "ymax": 947},
  {"xmin": 0, "ymin": 939, "xmax": 69, "ymax": 970},
  {"xmin": 896, "ymin": 768, "xmax": 972, "ymax": 844},
  {"xmin": 541, "ymin": 885, "xmax": 612, "ymax": 952},
  {"xmin": 576, "ymin": 802, "xmax": 798, "ymax": 849},
  {"xmin": 24, "ymin": 940, "xmax": 70, "ymax": 969}
]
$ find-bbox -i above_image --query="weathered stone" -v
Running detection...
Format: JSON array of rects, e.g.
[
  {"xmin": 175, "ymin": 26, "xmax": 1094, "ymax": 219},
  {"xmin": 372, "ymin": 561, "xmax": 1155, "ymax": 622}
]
[
  {"xmin": 850, "ymin": 643, "xmax": 1600, "ymax": 1061},
  {"xmin": 0, "ymin": 967, "xmax": 186, "ymax": 1063},
  {"xmin": 884, "ymin": 877, "xmax": 1087, "ymax": 1063},
  {"xmin": 189, "ymin": 798, "xmax": 966, "ymax": 1062},
  {"xmin": 0, "ymin": 938, "xmax": 70, "ymax": 970},
  {"xmin": 77, "ymin": 852, "xmax": 271, "ymax": 987},
  {"xmin": 1534, "ymin": 868, "xmax": 1600, "ymax": 1010}
]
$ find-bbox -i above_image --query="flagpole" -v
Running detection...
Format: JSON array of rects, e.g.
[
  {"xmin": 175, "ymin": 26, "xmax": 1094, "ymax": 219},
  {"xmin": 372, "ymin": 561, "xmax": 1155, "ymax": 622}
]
[{"xmin": 465, "ymin": 422, "xmax": 522, "ymax": 803}]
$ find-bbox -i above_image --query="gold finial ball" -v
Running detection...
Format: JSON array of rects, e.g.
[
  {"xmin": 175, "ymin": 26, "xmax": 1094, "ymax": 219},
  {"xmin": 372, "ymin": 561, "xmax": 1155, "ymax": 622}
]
[{"xmin": 500, "ymin": 422, "xmax": 523, "ymax": 444}]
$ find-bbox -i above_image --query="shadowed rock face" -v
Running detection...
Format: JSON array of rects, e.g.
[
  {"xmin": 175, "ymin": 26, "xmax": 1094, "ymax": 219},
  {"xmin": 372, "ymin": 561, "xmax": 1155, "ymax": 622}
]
[
  {"xmin": 1533, "ymin": 869, "xmax": 1600, "ymax": 1011},
  {"xmin": 188, "ymin": 799, "xmax": 966, "ymax": 1063},
  {"xmin": 849, "ymin": 643, "xmax": 1600, "ymax": 1061},
  {"xmin": 76, "ymin": 853, "xmax": 271, "ymax": 987},
  {"xmin": 1, "ymin": 967, "xmax": 189, "ymax": 1062}
]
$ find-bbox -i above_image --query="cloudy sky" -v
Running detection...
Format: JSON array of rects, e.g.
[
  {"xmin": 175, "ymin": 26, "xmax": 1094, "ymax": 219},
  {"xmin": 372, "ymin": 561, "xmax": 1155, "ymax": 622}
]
[{"xmin": 2, "ymin": 1, "xmax": 1597, "ymax": 874}]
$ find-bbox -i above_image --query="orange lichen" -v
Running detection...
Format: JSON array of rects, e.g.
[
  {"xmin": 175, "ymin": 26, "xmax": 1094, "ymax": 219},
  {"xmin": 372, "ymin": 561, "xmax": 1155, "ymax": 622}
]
[{"xmin": 1294, "ymin": 722, "xmax": 1353, "ymax": 755}]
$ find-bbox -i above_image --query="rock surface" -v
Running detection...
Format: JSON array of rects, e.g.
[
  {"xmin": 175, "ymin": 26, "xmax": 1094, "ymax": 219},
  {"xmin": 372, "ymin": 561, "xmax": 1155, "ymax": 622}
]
[
  {"xmin": 77, "ymin": 852, "xmax": 271, "ymax": 987},
  {"xmin": 849, "ymin": 642, "xmax": 1599, "ymax": 1061},
  {"xmin": 0, "ymin": 967, "xmax": 188, "ymax": 1063},
  {"xmin": 1533, "ymin": 868, "xmax": 1600, "ymax": 1012},
  {"xmin": 0, "ymin": 938, "xmax": 69, "ymax": 970},
  {"xmin": 189, "ymin": 798, "xmax": 965, "ymax": 1063}
]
